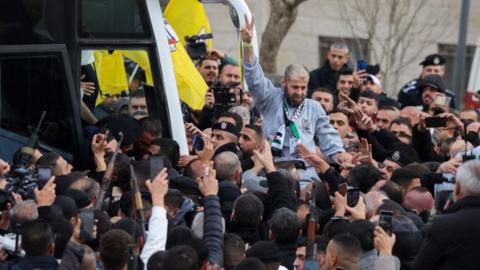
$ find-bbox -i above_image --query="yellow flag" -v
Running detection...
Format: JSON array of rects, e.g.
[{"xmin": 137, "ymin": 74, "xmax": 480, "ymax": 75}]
[
  {"xmin": 164, "ymin": 0, "xmax": 212, "ymax": 49},
  {"xmin": 94, "ymin": 50, "xmax": 128, "ymax": 105},
  {"xmin": 165, "ymin": 20, "xmax": 208, "ymax": 110},
  {"xmin": 122, "ymin": 50, "xmax": 154, "ymax": 86}
]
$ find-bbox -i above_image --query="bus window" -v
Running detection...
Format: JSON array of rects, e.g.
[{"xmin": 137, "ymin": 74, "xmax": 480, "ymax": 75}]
[
  {"xmin": 79, "ymin": 0, "xmax": 150, "ymax": 39},
  {"xmin": 84, "ymin": 49, "xmax": 165, "ymax": 134},
  {"xmin": 0, "ymin": 53, "xmax": 77, "ymax": 158}
]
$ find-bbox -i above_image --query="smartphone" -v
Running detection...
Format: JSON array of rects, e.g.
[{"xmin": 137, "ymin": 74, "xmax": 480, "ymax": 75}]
[
  {"xmin": 337, "ymin": 183, "xmax": 348, "ymax": 196},
  {"xmin": 425, "ymin": 116, "xmax": 447, "ymax": 128},
  {"xmin": 356, "ymin": 59, "xmax": 368, "ymax": 71},
  {"xmin": 149, "ymin": 155, "xmax": 164, "ymax": 180},
  {"xmin": 379, "ymin": 210, "xmax": 393, "ymax": 236},
  {"xmin": 192, "ymin": 133, "xmax": 204, "ymax": 152},
  {"xmin": 347, "ymin": 188, "xmax": 360, "ymax": 207},
  {"xmin": 37, "ymin": 166, "xmax": 52, "ymax": 185},
  {"xmin": 433, "ymin": 95, "xmax": 451, "ymax": 107},
  {"xmin": 79, "ymin": 208, "xmax": 94, "ymax": 242}
]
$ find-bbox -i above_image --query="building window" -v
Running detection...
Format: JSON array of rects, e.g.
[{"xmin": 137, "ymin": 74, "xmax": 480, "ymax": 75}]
[
  {"xmin": 438, "ymin": 44, "xmax": 476, "ymax": 91},
  {"xmin": 318, "ymin": 36, "xmax": 369, "ymax": 67}
]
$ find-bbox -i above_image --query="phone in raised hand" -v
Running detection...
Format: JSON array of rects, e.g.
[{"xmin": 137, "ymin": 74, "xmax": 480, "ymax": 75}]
[
  {"xmin": 338, "ymin": 183, "xmax": 348, "ymax": 196},
  {"xmin": 149, "ymin": 156, "xmax": 164, "ymax": 180},
  {"xmin": 379, "ymin": 210, "xmax": 393, "ymax": 236}
]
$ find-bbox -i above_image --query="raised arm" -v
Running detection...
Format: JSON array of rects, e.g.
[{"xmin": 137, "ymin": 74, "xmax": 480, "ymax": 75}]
[{"xmin": 240, "ymin": 15, "xmax": 278, "ymax": 112}]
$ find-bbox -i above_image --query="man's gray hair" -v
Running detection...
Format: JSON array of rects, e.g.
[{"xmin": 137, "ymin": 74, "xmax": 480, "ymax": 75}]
[
  {"xmin": 69, "ymin": 177, "xmax": 100, "ymax": 202},
  {"xmin": 284, "ymin": 64, "xmax": 309, "ymax": 81},
  {"xmin": 456, "ymin": 160, "xmax": 480, "ymax": 196},
  {"xmin": 330, "ymin": 42, "xmax": 350, "ymax": 55},
  {"xmin": 214, "ymin": 151, "xmax": 241, "ymax": 181},
  {"xmin": 10, "ymin": 200, "xmax": 38, "ymax": 225}
]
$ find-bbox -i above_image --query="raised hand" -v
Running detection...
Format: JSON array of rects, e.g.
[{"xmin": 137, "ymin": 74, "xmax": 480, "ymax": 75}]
[
  {"xmin": 353, "ymin": 65, "xmax": 368, "ymax": 88},
  {"xmin": 374, "ymin": 226, "xmax": 396, "ymax": 256},
  {"xmin": 338, "ymin": 93, "xmax": 358, "ymax": 114},
  {"xmin": 199, "ymin": 161, "xmax": 218, "ymax": 197},
  {"xmin": 91, "ymin": 131, "xmax": 109, "ymax": 156},
  {"xmin": 34, "ymin": 176, "xmax": 56, "ymax": 207},
  {"xmin": 145, "ymin": 168, "xmax": 169, "ymax": 207},
  {"xmin": 252, "ymin": 140, "xmax": 275, "ymax": 173},
  {"xmin": 298, "ymin": 143, "xmax": 329, "ymax": 173},
  {"xmin": 333, "ymin": 191, "xmax": 347, "ymax": 217},
  {"xmin": 240, "ymin": 15, "xmax": 255, "ymax": 43},
  {"xmin": 204, "ymin": 89, "xmax": 215, "ymax": 110},
  {"xmin": 436, "ymin": 157, "xmax": 462, "ymax": 174},
  {"xmin": 196, "ymin": 136, "xmax": 214, "ymax": 163},
  {"xmin": 208, "ymin": 48, "xmax": 225, "ymax": 60},
  {"xmin": 345, "ymin": 196, "xmax": 366, "ymax": 221}
]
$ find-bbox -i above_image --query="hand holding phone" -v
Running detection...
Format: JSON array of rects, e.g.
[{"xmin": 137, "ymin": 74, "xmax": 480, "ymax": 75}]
[
  {"xmin": 337, "ymin": 183, "xmax": 348, "ymax": 196},
  {"xmin": 356, "ymin": 59, "xmax": 368, "ymax": 71},
  {"xmin": 192, "ymin": 134, "xmax": 205, "ymax": 152},
  {"xmin": 37, "ymin": 166, "xmax": 52, "ymax": 182},
  {"xmin": 347, "ymin": 188, "xmax": 360, "ymax": 207},
  {"xmin": 150, "ymin": 156, "xmax": 165, "ymax": 181},
  {"xmin": 37, "ymin": 166, "xmax": 52, "ymax": 189},
  {"xmin": 379, "ymin": 210, "xmax": 393, "ymax": 236},
  {"xmin": 79, "ymin": 209, "xmax": 94, "ymax": 242},
  {"xmin": 425, "ymin": 116, "xmax": 447, "ymax": 128}
]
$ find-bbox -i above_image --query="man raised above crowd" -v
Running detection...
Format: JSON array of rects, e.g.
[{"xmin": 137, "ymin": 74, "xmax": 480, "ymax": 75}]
[
  {"xmin": 308, "ymin": 42, "xmax": 350, "ymax": 96},
  {"xmin": 241, "ymin": 16, "xmax": 349, "ymax": 181}
]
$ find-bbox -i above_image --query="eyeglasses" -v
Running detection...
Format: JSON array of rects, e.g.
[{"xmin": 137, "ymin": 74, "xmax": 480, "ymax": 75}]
[
  {"xmin": 391, "ymin": 131, "xmax": 412, "ymax": 139},
  {"xmin": 131, "ymin": 105, "xmax": 147, "ymax": 110}
]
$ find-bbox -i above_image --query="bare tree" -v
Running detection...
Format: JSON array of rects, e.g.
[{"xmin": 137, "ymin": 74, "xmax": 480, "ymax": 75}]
[
  {"xmin": 337, "ymin": 0, "xmax": 455, "ymax": 95},
  {"xmin": 259, "ymin": 0, "xmax": 310, "ymax": 74}
]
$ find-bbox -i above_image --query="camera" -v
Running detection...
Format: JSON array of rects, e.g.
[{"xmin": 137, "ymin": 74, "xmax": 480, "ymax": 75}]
[
  {"xmin": 211, "ymin": 83, "xmax": 243, "ymax": 108},
  {"xmin": 185, "ymin": 34, "xmax": 213, "ymax": 60},
  {"xmin": 0, "ymin": 166, "xmax": 43, "ymax": 208}
]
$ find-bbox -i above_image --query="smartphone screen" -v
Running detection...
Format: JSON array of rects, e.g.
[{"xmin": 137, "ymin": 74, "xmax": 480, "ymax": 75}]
[
  {"xmin": 149, "ymin": 155, "xmax": 164, "ymax": 180},
  {"xmin": 79, "ymin": 208, "xmax": 94, "ymax": 242},
  {"xmin": 347, "ymin": 188, "xmax": 360, "ymax": 207},
  {"xmin": 379, "ymin": 210, "xmax": 393, "ymax": 235},
  {"xmin": 337, "ymin": 183, "xmax": 348, "ymax": 196},
  {"xmin": 37, "ymin": 166, "xmax": 52, "ymax": 182},
  {"xmin": 425, "ymin": 116, "xmax": 447, "ymax": 128},
  {"xmin": 357, "ymin": 59, "xmax": 368, "ymax": 70},
  {"xmin": 192, "ymin": 134, "xmax": 204, "ymax": 151},
  {"xmin": 434, "ymin": 95, "xmax": 451, "ymax": 107}
]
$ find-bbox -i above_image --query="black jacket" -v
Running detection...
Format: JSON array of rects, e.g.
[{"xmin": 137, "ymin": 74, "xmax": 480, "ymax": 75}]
[
  {"xmin": 412, "ymin": 196, "xmax": 480, "ymax": 270},
  {"xmin": 397, "ymin": 78, "xmax": 456, "ymax": 109},
  {"xmin": 264, "ymin": 171, "xmax": 294, "ymax": 220},
  {"xmin": 308, "ymin": 61, "xmax": 347, "ymax": 95},
  {"xmin": 275, "ymin": 242, "xmax": 297, "ymax": 270},
  {"xmin": 203, "ymin": 195, "xmax": 224, "ymax": 267},
  {"xmin": 411, "ymin": 125, "xmax": 446, "ymax": 163},
  {"xmin": 10, "ymin": 255, "xmax": 58, "ymax": 270}
]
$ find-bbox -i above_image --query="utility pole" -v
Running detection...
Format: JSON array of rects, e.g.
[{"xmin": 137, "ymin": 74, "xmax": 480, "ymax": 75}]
[{"xmin": 453, "ymin": 0, "xmax": 470, "ymax": 109}]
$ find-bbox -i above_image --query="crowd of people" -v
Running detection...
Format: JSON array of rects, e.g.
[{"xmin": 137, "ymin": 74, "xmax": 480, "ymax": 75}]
[{"xmin": 0, "ymin": 14, "xmax": 479, "ymax": 270}]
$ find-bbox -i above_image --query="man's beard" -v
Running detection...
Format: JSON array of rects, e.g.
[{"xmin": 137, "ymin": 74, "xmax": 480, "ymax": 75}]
[{"xmin": 284, "ymin": 86, "xmax": 305, "ymax": 107}]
